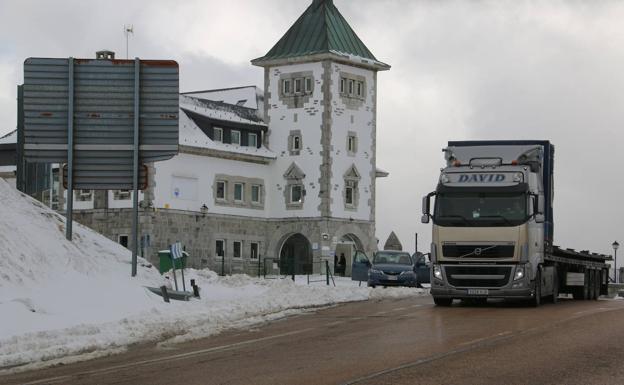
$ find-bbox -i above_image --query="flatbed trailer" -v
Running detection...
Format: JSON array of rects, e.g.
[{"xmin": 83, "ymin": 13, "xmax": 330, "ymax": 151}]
[{"xmin": 546, "ymin": 246, "xmax": 611, "ymax": 299}]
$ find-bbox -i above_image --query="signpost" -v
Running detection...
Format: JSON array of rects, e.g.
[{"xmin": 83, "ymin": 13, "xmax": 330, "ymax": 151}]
[{"xmin": 21, "ymin": 52, "xmax": 179, "ymax": 276}]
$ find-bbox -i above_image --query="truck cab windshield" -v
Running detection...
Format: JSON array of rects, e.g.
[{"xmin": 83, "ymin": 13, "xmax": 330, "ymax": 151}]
[{"xmin": 434, "ymin": 191, "xmax": 528, "ymax": 227}]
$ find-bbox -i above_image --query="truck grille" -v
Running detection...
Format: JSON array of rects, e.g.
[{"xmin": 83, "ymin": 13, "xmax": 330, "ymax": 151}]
[
  {"xmin": 442, "ymin": 244, "xmax": 514, "ymax": 259},
  {"xmin": 445, "ymin": 266, "xmax": 512, "ymax": 288}
]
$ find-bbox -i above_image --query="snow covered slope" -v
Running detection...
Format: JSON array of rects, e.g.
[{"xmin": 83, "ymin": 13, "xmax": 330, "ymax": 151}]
[{"xmin": 0, "ymin": 178, "xmax": 425, "ymax": 371}]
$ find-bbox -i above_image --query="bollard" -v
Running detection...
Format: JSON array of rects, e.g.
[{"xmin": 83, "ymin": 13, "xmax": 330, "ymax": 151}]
[
  {"xmin": 326, "ymin": 260, "xmax": 330, "ymax": 286},
  {"xmin": 190, "ymin": 279, "xmax": 200, "ymax": 298},
  {"xmin": 160, "ymin": 285, "xmax": 170, "ymax": 303}
]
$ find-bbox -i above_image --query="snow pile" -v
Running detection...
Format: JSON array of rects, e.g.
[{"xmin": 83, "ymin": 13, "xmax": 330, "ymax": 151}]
[{"xmin": 0, "ymin": 179, "xmax": 426, "ymax": 371}]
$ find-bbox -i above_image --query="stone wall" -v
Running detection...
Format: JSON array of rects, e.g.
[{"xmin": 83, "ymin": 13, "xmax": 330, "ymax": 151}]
[{"xmin": 72, "ymin": 208, "xmax": 377, "ymax": 277}]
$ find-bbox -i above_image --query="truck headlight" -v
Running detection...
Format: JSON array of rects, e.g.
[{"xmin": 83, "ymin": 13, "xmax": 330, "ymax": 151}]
[
  {"xmin": 433, "ymin": 265, "xmax": 443, "ymax": 280},
  {"xmin": 513, "ymin": 266, "xmax": 525, "ymax": 281},
  {"xmin": 513, "ymin": 172, "xmax": 524, "ymax": 182}
]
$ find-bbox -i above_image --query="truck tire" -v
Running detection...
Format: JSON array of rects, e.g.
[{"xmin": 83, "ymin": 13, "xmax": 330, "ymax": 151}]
[
  {"xmin": 583, "ymin": 270, "xmax": 590, "ymax": 300},
  {"xmin": 593, "ymin": 270, "xmax": 600, "ymax": 300},
  {"xmin": 433, "ymin": 297, "xmax": 453, "ymax": 306},
  {"xmin": 550, "ymin": 269, "xmax": 559, "ymax": 304},
  {"xmin": 531, "ymin": 271, "xmax": 541, "ymax": 307},
  {"xmin": 588, "ymin": 270, "xmax": 595, "ymax": 300},
  {"xmin": 595, "ymin": 270, "xmax": 602, "ymax": 299}
]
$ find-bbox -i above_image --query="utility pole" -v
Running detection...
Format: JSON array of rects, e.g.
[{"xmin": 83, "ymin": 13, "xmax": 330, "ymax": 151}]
[{"xmin": 124, "ymin": 25, "xmax": 134, "ymax": 59}]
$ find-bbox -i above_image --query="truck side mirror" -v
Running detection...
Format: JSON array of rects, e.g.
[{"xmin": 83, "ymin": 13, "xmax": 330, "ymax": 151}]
[{"xmin": 421, "ymin": 192, "xmax": 435, "ymax": 224}]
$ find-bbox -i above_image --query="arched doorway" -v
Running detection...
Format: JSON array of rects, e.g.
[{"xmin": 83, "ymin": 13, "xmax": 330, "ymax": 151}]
[
  {"xmin": 334, "ymin": 233, "xmax": 365, "ymax": 277},
  {"xmin": 279, "ymin": 233, "xmax": 313, "ymax": 275}
]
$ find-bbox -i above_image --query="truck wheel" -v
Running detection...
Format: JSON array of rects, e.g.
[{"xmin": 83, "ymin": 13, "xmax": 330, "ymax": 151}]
[
  {"xmin": 433, "ymin": 297, "xmax": 453, "ymax": 306},
  {"xmin": 550, "ymin": 269, "xmax": 559, "ymax": 304},
  {"xmin": 531, "ymin": 271, "xmax": 541, "ymax": 307},
  {"xmin": 583, "ymin": 270, "xmax": 590, "ymax": 300},
  {"xmin": 594, "ymin": 270, "xmax": 602, "ymax": 299},
  {"xmin": 588, "ymin": 270, "xmax": 595, "ymax": 300}
]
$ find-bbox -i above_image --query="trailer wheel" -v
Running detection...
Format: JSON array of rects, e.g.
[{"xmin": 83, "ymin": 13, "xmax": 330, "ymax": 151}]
[
  {"xmin": 433, "ymin": 297, "xmax": 453, "ymax": 306},
  {"xmin": 588, "ymin": 270, "xmax": 595, "ymax": 300},
  {"xmin": 550, "ymin": 269, "xmax": 559, "ymax": 304},
  {"xmin": 583, "ymin": 270, "xmax": 590, "ymax": 300},
  {"xmin": 593, "ymin": 270, "xmax": 600, "ymax": 300},
  {"xmin": 531, "ymin": 271, "xmax": 541, "ymax": 307}
]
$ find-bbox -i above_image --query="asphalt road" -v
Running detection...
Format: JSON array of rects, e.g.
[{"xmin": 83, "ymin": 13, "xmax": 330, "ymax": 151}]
[{"xmin": 3, "ymin": 296, "xmax": 624, "ymax": 385}]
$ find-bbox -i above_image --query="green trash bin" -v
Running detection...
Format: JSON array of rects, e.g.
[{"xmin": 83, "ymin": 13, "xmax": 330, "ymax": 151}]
[{"xmin": 158, "ymin": 249, "xmax": 189, "ymax": 274}]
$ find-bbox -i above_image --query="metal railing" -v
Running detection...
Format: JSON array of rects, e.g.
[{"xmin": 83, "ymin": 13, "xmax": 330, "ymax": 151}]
[{"xmin": 307, "ymin": 260, "xmax": 336, "ymax": 287}]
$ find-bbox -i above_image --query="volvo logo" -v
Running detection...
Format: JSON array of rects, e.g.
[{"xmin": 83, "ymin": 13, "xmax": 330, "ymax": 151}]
[{"xmin": 474, "ymin": 248, "xmax": 482, "ymax": 256}]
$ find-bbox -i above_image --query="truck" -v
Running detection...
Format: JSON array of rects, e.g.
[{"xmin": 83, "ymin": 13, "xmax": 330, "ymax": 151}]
[{"xmin": 421, "ymin": 140, "xmax": 611, "ymax": 306}]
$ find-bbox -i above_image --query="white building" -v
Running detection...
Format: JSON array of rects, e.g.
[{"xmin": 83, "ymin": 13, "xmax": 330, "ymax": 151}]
[{"xmin": 69, "ymin": 0, "xmax": 391, "ymax": 275}]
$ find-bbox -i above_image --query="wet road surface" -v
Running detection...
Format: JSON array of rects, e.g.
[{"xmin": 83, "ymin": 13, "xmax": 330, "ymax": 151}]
[{"xmin": 2, "ymin": 296, "xmax": 624, "ymax": 385}]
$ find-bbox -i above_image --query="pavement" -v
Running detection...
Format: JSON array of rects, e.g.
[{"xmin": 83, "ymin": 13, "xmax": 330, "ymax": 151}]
[{"xmin": 2, "ymin": 295, "xmax": 624, "ymax": 385}]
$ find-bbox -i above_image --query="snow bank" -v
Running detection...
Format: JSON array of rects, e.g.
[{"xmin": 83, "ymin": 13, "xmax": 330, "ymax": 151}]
[{"xmin": 0, "ymin": 179, "xmax": 426, "ymax": 371}]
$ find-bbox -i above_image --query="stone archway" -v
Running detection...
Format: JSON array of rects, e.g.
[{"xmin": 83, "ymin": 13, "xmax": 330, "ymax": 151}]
[{"xmin": 279, "ymin": 233, "xmax": 313, "ymax": 275}]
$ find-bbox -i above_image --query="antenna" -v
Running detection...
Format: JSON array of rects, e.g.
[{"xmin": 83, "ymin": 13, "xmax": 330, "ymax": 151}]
[{"xmin": 124, "ymin": 24, "xmax": 134, "ymax": 59}]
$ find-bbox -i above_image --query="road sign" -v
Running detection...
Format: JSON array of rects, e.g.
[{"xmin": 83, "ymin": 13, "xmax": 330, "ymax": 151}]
[{"xmin": 20, "ymin": 53, "xmax": 179, "ymax": 277}]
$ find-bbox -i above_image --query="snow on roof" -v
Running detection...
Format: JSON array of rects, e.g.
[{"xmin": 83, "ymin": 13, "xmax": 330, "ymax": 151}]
[
  {"xmin": 179, "ymin": 109, "xmax": 276, "ymax": 159},
  {"xmin": 180, "ymin": 94, "xmax": 266, "ymax": 126},
  {"xmin": 0, "ymin": 129, "xmax": 17, "ymax": 145},
  {"xmin": 181, "ymin": 86, "xmax": 263, "ymax": 111}
]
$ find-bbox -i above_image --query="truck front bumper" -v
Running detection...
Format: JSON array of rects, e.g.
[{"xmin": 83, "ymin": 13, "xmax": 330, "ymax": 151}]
[{"xmin": 430, "ymin": 264, "xmax": 533, "ymax": 300}]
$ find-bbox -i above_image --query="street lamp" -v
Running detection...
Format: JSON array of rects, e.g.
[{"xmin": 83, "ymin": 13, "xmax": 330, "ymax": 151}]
[{"xmin": 613, "ymin": 241, "xmax": 620, "ymax": 283}]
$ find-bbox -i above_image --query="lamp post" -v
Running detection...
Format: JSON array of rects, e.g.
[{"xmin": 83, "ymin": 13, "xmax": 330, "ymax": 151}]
[{"xmin": 613, "ymin": 241, "xmax": 620, "ymax": 283}]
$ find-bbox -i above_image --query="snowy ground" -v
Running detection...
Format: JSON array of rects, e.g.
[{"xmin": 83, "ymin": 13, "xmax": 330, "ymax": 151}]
[{"xmin": 0, "ymin": 179, "xmax": 427, "ymax": 373}]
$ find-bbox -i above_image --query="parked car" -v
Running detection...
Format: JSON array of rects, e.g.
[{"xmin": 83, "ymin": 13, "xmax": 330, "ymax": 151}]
[{"xmin": 351, "ymin": 250, "xmax": 424, "ymax": 288}]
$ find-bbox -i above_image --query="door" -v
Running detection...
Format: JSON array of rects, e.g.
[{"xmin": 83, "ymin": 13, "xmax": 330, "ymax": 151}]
[
  {"xmin": 415, "ymin": 253, "xmax": 431, "ymax": 284},
  {"xmin": 351, "ymin": 250, "xmax": 371, "ymax": 282}
]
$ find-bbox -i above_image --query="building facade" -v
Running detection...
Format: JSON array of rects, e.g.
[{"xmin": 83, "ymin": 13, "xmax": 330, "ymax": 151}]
[{"xmin": 64, "ymin": 0, "xmax": 391, "ymax": 276}]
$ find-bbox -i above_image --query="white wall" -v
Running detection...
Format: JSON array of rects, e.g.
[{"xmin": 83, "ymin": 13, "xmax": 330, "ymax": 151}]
[
  {"xmin": 153, "ymin": 152, "xmax": 271, "ymax": 217},
  {"xmin": 265, "ymin": 62, "xmax": 325, "ymax": 218},
  {"xmin": 329, "ymin": 62, "xmax": 375, "ymax": 221}
]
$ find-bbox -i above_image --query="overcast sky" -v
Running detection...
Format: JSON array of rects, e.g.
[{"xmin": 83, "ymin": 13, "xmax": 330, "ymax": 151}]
[{"xmin": 1, "ymin": 0, "xmax": 623, "ymax": 257}]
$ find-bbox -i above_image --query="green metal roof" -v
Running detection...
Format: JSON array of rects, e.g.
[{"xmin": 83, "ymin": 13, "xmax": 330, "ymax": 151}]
[{"xmin": 253, "ymin": 0, "xmax": 386, "ymax": 68}]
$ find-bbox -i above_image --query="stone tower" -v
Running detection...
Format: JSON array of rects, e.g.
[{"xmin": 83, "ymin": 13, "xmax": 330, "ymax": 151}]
[{"xmin": 252, "ymin": 0, "xmax": 390, "ymax": 225}]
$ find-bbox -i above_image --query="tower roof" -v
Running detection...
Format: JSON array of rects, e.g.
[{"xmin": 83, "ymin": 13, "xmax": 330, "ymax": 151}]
[{"xmin": 252, "ymin": 0, "xmax": 389, "ymax": 70}]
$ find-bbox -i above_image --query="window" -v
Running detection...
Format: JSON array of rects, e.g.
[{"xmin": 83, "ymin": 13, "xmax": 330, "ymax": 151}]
[
  {"xmin": 248, "ymin": 133, "xmax": 257, "ymax": 147},
  {"xmin": 290, "ymin": 185, "xmax": 303, "ymax": 204},
  {"xmin": 345, "ymin": 181, "xmax": 356, "ymax": 206},
  {"xmin": 76, "ymin": 189, "xmax": 93, "ymax": 201},
  {"xmin": 234, "ymin": 183, "xmax": 244, "ymax": 202},
  {"xmin": 293, "ymin": 135, "xmax": 301, "ymax": 151},
  {"xmin": 347, "ymin": 135, "xmax": 357, "ymax": 153},
  {"xmin": 283, "ymin": 79, "xmax": 291, "ymax": 95},
  {"xmin": 294, "ymin": 78, "xmax": 302, "ymax": 93},
  {"xmin": 250, "ymin": 242, "xmax": 259, "ymax": 260},
  {"xmin": 251, "ymin": 184, "xmax": 261, "ymax": 203},
  {"xmin": 348, "ymin": 79, "xmax": 354, "ymax": 95},
  {"xmin": 216, "ymin": 181, "xmax": 226, "ymax": 200},
  {"xmin": 340, "ymin": 77, "xmax": 346, "ymax": 94},
  {"xmin": 356, "ymin": 81, "xmax": 363, "ymax": 97},
  {"xmin": 231, "ymin": 130, "xmax": 241, "ymax": 146},
  {"xmin": 119, "ymin": 235, "xmax": 129, "ymax": 248},
  {"xmin": 114, "ymin": 189, "xmax": 131, "ymax": 200},
  {"xmin": 233, "ymin": 241, "xmax": 242, "ymax": 259},
  {"xmin": 216, "ymin": 239, "xmax": 225, "ymax": 260},
  {"xmin": 305, "ymin": 78, "xmax": 312, "ymax": 93},
  {"xmin": 213, "ymin": 127, "xmax": 223, "ymax": 142}
]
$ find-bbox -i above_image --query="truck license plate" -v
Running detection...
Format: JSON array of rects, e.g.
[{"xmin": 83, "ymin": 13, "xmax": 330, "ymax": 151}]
[
  {"xmin": 467, "ymin": 289, "xmax": 488, "ymax": 295},
  {"xmin": 387, "ymin": 276, "xmax": 398, "ymax": 281}
]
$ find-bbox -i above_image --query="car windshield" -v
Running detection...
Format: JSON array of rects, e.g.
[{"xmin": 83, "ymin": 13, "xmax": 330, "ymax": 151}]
[
  {"xmin": 434, "ymin": 191, "xmax": 528, "ymax": 227},
  {"xmin": 373, "ymin": 252, "xmax": 412, "ymax": 265}
]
